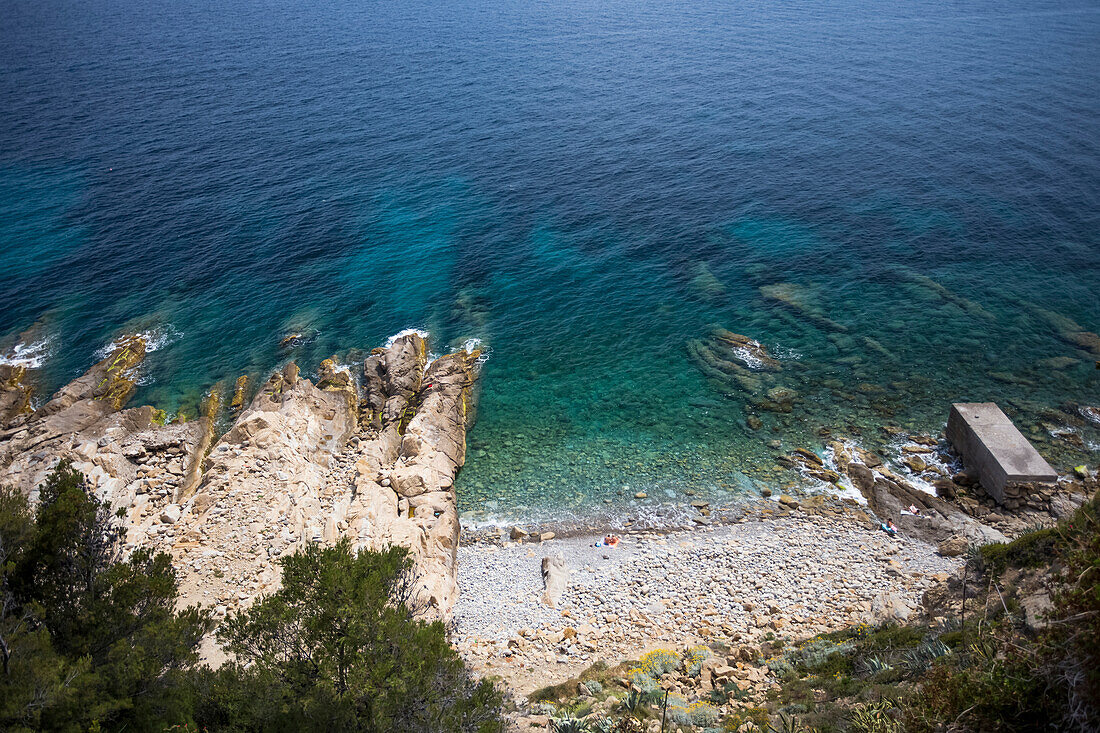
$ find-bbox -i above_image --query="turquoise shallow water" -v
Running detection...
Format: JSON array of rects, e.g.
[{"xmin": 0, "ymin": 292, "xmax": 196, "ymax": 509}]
[{"xmin": 1, "ymin": 0, "xmax": 1099, "ymax": 521}]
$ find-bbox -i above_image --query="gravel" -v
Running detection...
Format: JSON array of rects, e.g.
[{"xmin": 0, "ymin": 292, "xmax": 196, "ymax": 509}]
[{"xmin": 453, "ymin": 509, "xmax": 961, "ymax": 693}]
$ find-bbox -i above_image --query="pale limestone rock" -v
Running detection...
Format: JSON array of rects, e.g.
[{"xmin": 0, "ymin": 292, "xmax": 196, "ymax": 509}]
[
  {"xmin": 541, "ymin": 554, "xmax": 569, "ymax": 607},
  {"xmin": 0, "ymin": 337, "xmax": 213, "ymax": 509}
]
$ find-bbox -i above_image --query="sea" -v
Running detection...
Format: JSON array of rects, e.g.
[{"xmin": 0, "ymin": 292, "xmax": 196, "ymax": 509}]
[{"xmin": 2, "ymin": 0, "xmax": 1098, "ymax": 524}]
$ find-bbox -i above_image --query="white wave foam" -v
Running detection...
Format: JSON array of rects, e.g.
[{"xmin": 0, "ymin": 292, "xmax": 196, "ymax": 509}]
[
  {"xmin": 773, "ymin": 345, "xmax": 803, "ymax": 360},
  {"xmin": 733, "ymin": 345, "xmax": 765, "ymax": 370},
  {"xmin": 384, "ymin": 328, "xmax": 429, "ymax": 349},
  {"xmin": 0, "ymin": 336, "xmax": 56, "ymax": 369},
  {"xmin": 95, "ymin": 325, "xmax": 181, "ymax": 359},
  {"xmin": 816, "ymin": 442, "xmax": 868, "ymax": 505},
  {"xmin": 458, "ymin": 338, "xmax": 492, "ymax": 366},
  {"xmin": 883, "ymin": 437, "xmax": 956, "ymax": 496}
]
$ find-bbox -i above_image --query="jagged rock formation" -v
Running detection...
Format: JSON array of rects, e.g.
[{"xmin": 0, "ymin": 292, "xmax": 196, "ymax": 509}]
[
  {"xmin": 0, "ymin": 364, "xmax": 35, "ymax": 430},
  {"xmin": 158, "ymin": 332, "xmax": 479, "ymax": 624},
  {"xmin": 826, "ymin": 441, "xmax": 1008, "ymax": 546},
  {"xmin": 0, "ymin": 331, "xmax": 481, "ymax": 631},
  {"xmin": 0, "ymin": 337, "xmax": 213, "ymax": 512}
]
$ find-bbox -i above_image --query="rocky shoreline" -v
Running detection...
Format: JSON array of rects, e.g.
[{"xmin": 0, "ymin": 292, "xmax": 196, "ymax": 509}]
[
  {"xmin": 454, "ymin": 498, "xmax": 959, "ymax": 696},
  {"xmin": 1, "ymin": 325, "xmax": 1097, "ymax": 715},
  {"xmin": 0, "ymin": 330, "xmax": 482, "ymax": 661},
  {"xmin": 451, "ymin": 431, "xmax": 1096, "ymax": 730}
]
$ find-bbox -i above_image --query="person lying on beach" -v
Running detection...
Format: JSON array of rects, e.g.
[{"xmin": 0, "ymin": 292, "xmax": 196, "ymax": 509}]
[
  {"xmin": 907, "ymin": 504, "xmax": 922, "ymax": 516},
  {"xmin": 880, "ymin": 520, "xmax": 898, "ymax": 536},
  {"xmin": 594, "ymin": 535, "xmax": 621, "ymax": 548}
]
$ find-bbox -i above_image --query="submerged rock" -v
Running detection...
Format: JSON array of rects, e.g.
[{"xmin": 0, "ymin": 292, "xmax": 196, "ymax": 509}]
[
  {"xmin": 1023, "ymin": 303, "xmax": 1100, "ymax": 357},
  {"xmin": 759, "ymin": 282, "xmax": 848, "ymax": 333},
  {"xmin": 686, "ymin": 327, "xmax": 794, "ymax": 405},
  {"xmin": 893, "ymin": 268, "xmax": 995, "ymax": 321},
  {"xmin": 711, "ymin": 329, "xmax": 782, "ymax": 371},
  {"xmin": 689, "ymin": 262, "xmax": 727, "ymax": 302}
]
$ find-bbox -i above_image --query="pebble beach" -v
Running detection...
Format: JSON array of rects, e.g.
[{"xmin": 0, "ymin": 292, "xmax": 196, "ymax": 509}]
[{"xmin": 453, "ymin": 501, "xmax": 960, "ymax": 694}]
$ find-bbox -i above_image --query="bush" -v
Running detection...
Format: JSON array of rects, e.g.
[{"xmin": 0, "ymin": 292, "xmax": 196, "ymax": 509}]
[
  {"xmin": 977, "ymin": 528, "xmax": 1059, "ymax": 576},
  {"xmin": 0, "ymin": 462, "xmax": 213, "ymax": 731},
  {"xmin": 684, "ymin": 645, "xmax": 711, "ymax": 676},
  {"xmin": 638, "ymin": 648, "xmax": 681, "ymax": 676},
  {"xmin": 196, "ymin": 538, "xmax": 503, "ymax": 732},
  {"xmin": 0, "ymin": 463, "xmax": 504, "ymax": 732}
]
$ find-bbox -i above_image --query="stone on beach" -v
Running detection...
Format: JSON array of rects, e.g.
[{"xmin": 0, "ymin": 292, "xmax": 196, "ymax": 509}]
[{"xmin": 541, "ymin": 554, "xmax": 569, "ymax": 607}]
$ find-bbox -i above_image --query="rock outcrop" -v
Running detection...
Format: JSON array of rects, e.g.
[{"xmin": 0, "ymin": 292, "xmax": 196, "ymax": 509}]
[
  {"xmin": 0, "ymin": 330, "xmax": 481, "ymax": 632},
  {"xmin": 156, "ymin": 332, "xmax": 480, "ymax": 623},
  {"xmin": 829, "ymin": 441, "xmax": 1008, "ymax": 546},
  {"xmin": 0, "ymin": 337, "xmax": 213, "ymax": 511},
  {"xmin": 0, "ymin": 364, "xmax": 35, "ymax": 430},
  {"xmin": 348, "ymin": 335, "xmax": 479, "ymax": 615}
]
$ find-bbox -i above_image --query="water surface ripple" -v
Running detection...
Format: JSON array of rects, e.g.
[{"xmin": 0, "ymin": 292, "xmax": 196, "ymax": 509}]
[{"xmin": 2, "ymin": 0, "xmax": 1098, "ymax": 521}]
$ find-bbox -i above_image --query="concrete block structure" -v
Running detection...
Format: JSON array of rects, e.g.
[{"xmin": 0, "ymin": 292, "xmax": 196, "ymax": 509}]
[{"xmin": 947, "ymin": 402, "xmax": 1058, "ymax": 506}]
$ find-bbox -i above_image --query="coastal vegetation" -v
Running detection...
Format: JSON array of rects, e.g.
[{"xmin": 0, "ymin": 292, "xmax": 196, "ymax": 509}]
[{"xmin": 0, "ymin": 463, "xmax": 504, "ymax": 732}]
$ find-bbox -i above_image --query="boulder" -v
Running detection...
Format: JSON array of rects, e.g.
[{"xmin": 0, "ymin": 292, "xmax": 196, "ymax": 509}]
[
  {"xmin": 1020, "ymin": 592, "xmax": 1053, "ymax": 631},
  {"xmin": 871, "ymin": 592, "xmax": 913, "ymax": 622},
  {"xmin": 937, "ymin": 535, "xmax": 968, "ymax": 557},
  {"xmin": 541, "ymin": 554, "xmax": 569, "ymax": 607}
]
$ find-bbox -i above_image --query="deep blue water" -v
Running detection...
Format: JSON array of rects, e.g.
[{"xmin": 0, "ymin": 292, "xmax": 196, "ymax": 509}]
[{"xmin": 2, "ymin": 0, "xmax": 1099, "ymax": 521}]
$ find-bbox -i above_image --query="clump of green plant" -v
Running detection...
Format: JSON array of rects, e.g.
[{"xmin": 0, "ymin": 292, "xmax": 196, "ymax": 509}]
[
  {"xmin": 664, "ymin": 693, "xmax": 693, "ymax": 726},
  {"xmin": 684, "ymin": 645, "xmax": 711, "ymax": 675},
  {"xmin": 860, "ymin": 656, "xmax": 894, "ymax": 675},
  {"xmin": 549, "ymin": 705, "xmax": 594, "ymax": 733},
  {"xmin": 765, "ymin": 635, "xmax": 856, "ymax": 679},
  {"xmin": 768, "ymin": 711, "xmax": 814, "ymax": 733},
  {"xmin": 901, "ymin": 639, "xmax": 951, "ymax": 673},
  {"xmin": 721, "ymin": 706, "xmax": 770, "ymax": 731},
  {"xmin": 583, "ymin": 679, "xmax": 604, "ymax": 695},
  {"xmin": 976, "ymin": 526, "xmax": 1059, "ymax": 576},
  {"xmin": 627, "ymin": 668, "xmax": 660, "ymax": 694},
  {"xmin": 710, "ymin": 679, "xmax": 750, "ymax": 705},
  {"xmin": 903, "ymin": 492, "xmax": 1100, "ymax": 732},
  {"xmin": 0, "ymin": 462, "xmax": 213, "ymax": 732},
  {"xmin": 639, "ymin": 648, "xmax": 681, "ymax": 676},
  {"xmin": 848, "ymin": 699, "xmax": 902, "ymax": 733},
  {"xmin": 689, "ymin": 700, "xmax": 720, "ymax": 726}
]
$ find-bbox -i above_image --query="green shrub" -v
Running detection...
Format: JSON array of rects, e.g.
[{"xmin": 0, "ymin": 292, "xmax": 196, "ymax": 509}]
[
  {"xmin": 848, "ymin": 699, "xmax": 902, "ymax": 733},
  {"xmin": 0, "ymin": 463, "xmax": 213, "ymax": 732},
  {"xmin": 977, "ymin": 528, "xmax": 1059, "ymax": 576},
  {"xmin": 0, "ymin": 463, "xmax": 504, "ymax": 732},
  {"xmin": 199, "ymin": 538, "xmax": 503, "ymax": 732}
]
